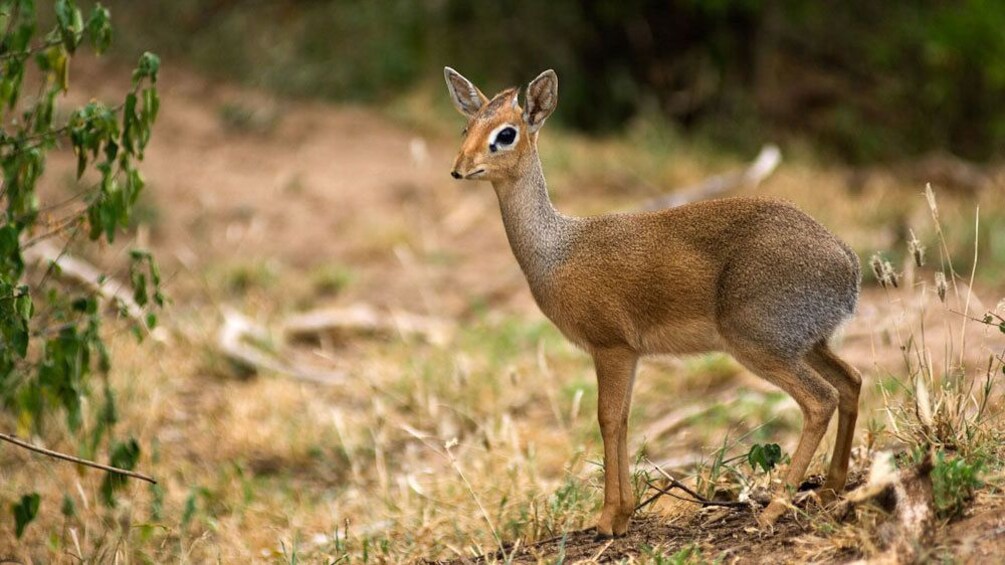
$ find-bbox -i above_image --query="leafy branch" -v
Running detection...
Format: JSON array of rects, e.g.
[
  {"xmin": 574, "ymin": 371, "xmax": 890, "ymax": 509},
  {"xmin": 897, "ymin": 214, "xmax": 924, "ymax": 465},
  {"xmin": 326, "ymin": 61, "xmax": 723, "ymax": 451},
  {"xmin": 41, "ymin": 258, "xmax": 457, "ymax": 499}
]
[
  {"xmin": 0, "ymin": 0, "xmax": 163, "ymax": 540},
  {"xmin": 0, "ymin": 430, "xmax": 156, "ymax": 483}
]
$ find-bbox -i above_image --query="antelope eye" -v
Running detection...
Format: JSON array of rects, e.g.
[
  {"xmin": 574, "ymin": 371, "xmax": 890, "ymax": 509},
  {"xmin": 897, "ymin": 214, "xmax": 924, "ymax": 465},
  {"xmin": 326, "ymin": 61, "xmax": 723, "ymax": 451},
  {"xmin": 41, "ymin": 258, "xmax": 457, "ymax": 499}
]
[{"xmin": 495, "ymin": 127, "xmax": 517, "ymax": 145}]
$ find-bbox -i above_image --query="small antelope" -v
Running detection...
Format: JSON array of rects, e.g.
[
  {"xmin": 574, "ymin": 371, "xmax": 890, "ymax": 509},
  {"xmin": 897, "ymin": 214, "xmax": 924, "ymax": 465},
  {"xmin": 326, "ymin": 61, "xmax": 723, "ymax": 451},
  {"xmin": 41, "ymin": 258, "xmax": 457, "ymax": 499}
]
[{"xmin": 444, "ymin": 67, "xmax": 861, "ymax": 536}]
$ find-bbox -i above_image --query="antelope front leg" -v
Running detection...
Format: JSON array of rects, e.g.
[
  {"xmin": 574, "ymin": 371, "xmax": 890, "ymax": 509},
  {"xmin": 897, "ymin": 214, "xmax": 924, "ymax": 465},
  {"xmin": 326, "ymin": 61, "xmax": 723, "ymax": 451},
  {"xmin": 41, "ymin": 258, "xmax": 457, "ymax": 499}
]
[{"xmin": 593, "ymin": 348, "xmax": 639, "ymax": 538}]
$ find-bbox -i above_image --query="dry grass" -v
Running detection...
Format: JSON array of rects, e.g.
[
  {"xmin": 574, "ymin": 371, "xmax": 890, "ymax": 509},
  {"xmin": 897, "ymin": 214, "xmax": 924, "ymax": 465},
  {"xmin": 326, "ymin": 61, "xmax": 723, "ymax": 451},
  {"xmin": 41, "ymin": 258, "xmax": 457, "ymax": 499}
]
[{"xmin": 2, "ymin": 61, "xmax": 1004, "ymax": 563}]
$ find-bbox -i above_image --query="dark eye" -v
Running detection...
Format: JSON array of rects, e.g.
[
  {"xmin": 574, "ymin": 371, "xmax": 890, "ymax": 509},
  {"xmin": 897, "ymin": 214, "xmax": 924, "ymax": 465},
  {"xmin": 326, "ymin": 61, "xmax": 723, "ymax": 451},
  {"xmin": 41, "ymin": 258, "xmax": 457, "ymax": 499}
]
[{"xmin": 495, "ymin": 127, "xmax": 517, "ymax": 145}]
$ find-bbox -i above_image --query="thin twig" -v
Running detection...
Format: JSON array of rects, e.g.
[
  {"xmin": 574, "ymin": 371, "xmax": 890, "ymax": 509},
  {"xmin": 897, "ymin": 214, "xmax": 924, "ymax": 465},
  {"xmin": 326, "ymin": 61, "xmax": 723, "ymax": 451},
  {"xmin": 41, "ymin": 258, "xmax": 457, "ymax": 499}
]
[
  {"xmin": 444, "ymin": 440, "xmax": 504, "ymax": 553},
  {"xmin": 641, "ymin": 457, "xmax": 751, "ymax": 509},
  {"xmin": 641, "ymin": 478, "xmax": 750, "ymax": 510},
  {"xmin": 959, "ymin": 206, "xmax": 979, "ymax": 368},
  {"xmin": 0, "ymin": 431, "xmax": 157, "ymax": 484},
  {"xmin": 0, "ymin": 38, "xmax": 63, "ymax": 62}
]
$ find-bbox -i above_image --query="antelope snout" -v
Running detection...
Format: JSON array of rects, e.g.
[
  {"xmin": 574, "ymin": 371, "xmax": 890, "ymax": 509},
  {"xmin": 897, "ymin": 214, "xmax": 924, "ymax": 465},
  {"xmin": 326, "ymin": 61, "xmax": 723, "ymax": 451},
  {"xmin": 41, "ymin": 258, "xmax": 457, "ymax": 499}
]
[
  {"xmin": 450, "ymin": 162, "xmax": 485, "ymax": 180},
  {"xmin": 451, "ymin": 152, "xmax": 485, "ymax": 180}
]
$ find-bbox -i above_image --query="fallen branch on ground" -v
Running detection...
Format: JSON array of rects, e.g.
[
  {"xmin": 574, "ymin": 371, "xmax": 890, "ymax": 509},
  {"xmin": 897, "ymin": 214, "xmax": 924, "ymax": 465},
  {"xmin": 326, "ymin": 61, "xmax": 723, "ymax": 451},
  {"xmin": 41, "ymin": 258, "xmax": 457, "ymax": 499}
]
[
  {"xmin": 639, "ymin": 144, "xmax": 782, "ymax": 211},
  {"xmin": 218, "ymin": 308, "xmax": 345, "ymax": 384},
  {"xmin": 637, "ymin": 457, "xmax": 752, "ymax": 511},
  {"xmin": 23, "ymin": 241, "xmax": 147, "ymax": 326},
  {"xmin": 0, "ymin": 431, "xmax": 157, "ymax": 484},
  {"xmin": 281, "ymin": 303, "xmax": 453, "ymax": 346}
]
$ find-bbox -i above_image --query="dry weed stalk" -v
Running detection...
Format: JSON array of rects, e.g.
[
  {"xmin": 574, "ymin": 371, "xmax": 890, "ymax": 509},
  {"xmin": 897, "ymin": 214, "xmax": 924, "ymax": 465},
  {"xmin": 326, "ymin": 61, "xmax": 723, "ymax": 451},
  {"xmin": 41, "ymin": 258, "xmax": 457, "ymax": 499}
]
[
  {"xmin": 878, "ymin": 187, "xmax": 1001, "ymax": 456},
  {"xmin": 444, "ymin": 438, "xmax": 506, "ymax": 555},
  {"xmin": 813, "ymin": 186, "xmax": 1003, "ymax": 564}
]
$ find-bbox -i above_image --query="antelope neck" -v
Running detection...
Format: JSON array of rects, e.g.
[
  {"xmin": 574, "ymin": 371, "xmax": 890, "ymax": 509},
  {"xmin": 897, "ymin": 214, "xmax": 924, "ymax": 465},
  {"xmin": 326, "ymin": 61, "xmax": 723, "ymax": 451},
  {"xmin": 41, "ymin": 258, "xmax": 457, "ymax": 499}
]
[{"xmin": 491, "ymin": 152, "xmax": 574, "ymax": 283}]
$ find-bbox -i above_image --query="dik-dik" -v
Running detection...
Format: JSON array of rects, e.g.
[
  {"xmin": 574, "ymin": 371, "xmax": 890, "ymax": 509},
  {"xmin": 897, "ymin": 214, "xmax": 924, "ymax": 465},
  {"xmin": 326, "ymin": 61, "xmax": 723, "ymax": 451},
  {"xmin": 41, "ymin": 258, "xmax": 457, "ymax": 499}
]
[{"xmin": 443, "ymin": 67, "xmax": 862, "ymax": 537}]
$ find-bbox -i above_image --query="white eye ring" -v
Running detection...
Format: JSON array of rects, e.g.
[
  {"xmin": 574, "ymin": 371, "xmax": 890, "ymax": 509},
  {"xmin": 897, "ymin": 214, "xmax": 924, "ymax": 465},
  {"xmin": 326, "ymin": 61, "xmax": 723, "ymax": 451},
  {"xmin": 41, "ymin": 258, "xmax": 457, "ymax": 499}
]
[{"xmin": 488, "ymin": 124, "xmax": 519, "ymax": 153}]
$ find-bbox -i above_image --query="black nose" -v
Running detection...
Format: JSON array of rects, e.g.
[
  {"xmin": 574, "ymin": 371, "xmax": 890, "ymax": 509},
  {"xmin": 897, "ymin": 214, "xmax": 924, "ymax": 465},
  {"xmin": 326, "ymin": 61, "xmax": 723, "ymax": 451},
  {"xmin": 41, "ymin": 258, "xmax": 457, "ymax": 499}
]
[{"xmin": 450, "ymin": 171, "xmax": 462, "ymax": 179}]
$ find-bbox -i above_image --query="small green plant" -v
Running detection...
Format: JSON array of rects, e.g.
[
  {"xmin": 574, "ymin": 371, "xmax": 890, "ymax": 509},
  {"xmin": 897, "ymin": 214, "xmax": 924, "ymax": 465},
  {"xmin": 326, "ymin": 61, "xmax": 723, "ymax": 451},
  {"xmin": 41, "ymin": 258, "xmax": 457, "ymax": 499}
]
[
  {"xmin": 931, "ymin": 449, "xmax": 984, "ymax": 519},
  {"xmin": 310, "ymin": 264, "xmax": 354, "ymax": 296},
  {"xmin": 695, "ymin": 431, "xmax": 788, "ymax": 501},
  {"xmin": 218, "ymin": 260, "xmax": 281, "ymax": 295},
  {"xmin": 747, "ymin": 443, "xmax": 783, "ymax": 473},
  {"xmin": 873, "ymin": 186, "xmax": 1002, "ymax": 540},
  {"xmin": 218, "ymin": 101, "xmax": 278, "ymax": 134},
  {"xmin": 545, "ymin": 474, "xmax": 594, "ymax": 534},
  {"xmin": 642, "ymin": 543, "xmax": 708, "ymax": 565}
]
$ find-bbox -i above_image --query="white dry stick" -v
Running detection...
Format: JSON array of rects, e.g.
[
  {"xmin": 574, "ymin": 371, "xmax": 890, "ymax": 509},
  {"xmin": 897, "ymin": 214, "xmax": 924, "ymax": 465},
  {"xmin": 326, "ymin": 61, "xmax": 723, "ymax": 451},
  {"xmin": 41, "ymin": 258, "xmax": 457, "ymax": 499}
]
[
  {"xmin": 959, "ymin": 207, "xmax": 979, "ymax": 368},
  {"xmin": 282, "ymin": 303, "xmax": 453, "ymax": 347},
  {"xmin": 218, "ymin": 308, "xmax": 345, "ymax": 384},
  {"xmin": 639, "ymin": 144, "xmax": 781, "ymax": 211},
  {"xmin": 23, "ymin": 241, "xmax": 152, "ymax": 333}
]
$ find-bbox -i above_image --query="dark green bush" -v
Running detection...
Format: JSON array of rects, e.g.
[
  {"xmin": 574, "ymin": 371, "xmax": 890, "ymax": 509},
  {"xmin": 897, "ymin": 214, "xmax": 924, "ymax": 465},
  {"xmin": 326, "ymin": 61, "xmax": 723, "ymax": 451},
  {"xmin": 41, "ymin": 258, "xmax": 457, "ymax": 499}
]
[{"xmin": 103, "ymin": 0, "xmax": 1005, "ymax": 161}]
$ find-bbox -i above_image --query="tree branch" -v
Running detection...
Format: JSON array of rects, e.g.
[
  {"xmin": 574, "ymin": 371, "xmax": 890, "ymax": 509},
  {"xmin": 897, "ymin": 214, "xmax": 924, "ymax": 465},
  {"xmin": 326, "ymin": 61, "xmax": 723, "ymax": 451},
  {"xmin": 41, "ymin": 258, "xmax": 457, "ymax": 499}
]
[
  {"xmin": 0, "ymin": 430, "xmax": 157, "ymax": 484},
  {"xmin": 638, "ymin": 144, "xmax": 781, "ymax": 211},
  {"xmin": 22, "ymin": 239, "xmax": 149, "ymax": 328},
  {"xmin": 636, "ymin": 457, "xmax": 751, "ymax": 510}
]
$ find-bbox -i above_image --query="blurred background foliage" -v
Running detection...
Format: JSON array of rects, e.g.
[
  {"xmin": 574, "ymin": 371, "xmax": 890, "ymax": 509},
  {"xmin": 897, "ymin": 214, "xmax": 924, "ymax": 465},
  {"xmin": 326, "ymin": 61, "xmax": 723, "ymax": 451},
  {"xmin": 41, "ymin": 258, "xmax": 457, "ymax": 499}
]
[{"xmin": 103, "ymin": 0, "xmax": 1005, "ymax": 163}]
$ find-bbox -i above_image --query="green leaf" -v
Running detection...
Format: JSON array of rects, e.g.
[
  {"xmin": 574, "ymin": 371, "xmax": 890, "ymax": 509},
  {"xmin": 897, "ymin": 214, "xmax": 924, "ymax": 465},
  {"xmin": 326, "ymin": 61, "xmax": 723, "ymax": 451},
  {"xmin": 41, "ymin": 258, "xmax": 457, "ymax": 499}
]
[
  {"xmin": 100, "ymin": 384, "xmax": 118, "ymax": 426},
  {"xmin": 100, "ymin": 438, "xmax": 141, "ymax": 507},
  {"xmin": 61, "ymin": 494, "xmax": 76, "ymax": 518},
  {"xmin": 122, "ymin": 92, "xmax": 137, "ymax": 153},
  {"xmin": 12, "ymin": 492, "xmax": 40, "ymax": 539},
  {"xmin": 747, "ymin": 443, "xmax": 783, "ymax": 473},
  {"xmin": 54, "ymin": 0, "xmax": 84, "ymax": 54},
  {"xmin": 75, "ymin": 147, "xmax": 87, "ymax": 179},
  {"xmin": 32, "ymin": 88, "xmax": 58, "ymax": 131},
  {"xmin": 132, "ymin": 52, "xmax": 160, "ymax": 85},
  {"xmin": 15, "ymin": 286, "xmax": 33, "ymax": 320},
  {"xmin": 150, "ymin": 482, "xmax": 165, "ymax": 521},
  {"xmin": 181, "ymin": 490, "xmax": 197, "ymax": 527},
  {"xmin": 0, "ymin": 224, "xmax": 25, "ymax": 278},
  {"xmin": 86, "ymin": 3, "xmax": 112, "ymax": 54}
]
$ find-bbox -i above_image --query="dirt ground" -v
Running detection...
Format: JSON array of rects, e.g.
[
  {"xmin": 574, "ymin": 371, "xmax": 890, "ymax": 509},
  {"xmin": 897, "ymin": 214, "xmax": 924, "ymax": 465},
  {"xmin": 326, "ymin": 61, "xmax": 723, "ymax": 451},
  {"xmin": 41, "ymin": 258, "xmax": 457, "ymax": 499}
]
[{"xmin": 6, "ymin": 56, "xmax": 1004, "ymax": 562}]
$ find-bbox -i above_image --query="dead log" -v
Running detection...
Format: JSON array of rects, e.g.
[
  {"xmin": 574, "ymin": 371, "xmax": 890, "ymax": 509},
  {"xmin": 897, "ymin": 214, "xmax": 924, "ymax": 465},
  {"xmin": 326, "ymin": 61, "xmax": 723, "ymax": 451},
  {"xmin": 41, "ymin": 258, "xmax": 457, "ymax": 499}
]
[
  {"xmin": 218, "ymin": 308, "xmax": 345, "ymax": 384},
  {"xmin": 639, "ymin": 144, "xmax": 781, "ymax": 211},
  {"xmin": 281, "ymin": 303, "xmax": 453, "ymax": 347},
  {"xmin": 23, "ymin": 241, "xmax": 146, "ymax": 324}
]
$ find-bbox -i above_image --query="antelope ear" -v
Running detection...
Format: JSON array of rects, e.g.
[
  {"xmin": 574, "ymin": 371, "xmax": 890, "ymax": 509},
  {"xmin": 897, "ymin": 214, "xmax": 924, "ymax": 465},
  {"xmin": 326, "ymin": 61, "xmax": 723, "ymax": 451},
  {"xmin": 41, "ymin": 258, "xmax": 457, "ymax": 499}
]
[
  {"xmin": 523, "ymin": 69, "xmax": 558, "ymax": 132},
  {"xmin": 444, "ymin": 67, "xmax": 489, "ymax": 118}
]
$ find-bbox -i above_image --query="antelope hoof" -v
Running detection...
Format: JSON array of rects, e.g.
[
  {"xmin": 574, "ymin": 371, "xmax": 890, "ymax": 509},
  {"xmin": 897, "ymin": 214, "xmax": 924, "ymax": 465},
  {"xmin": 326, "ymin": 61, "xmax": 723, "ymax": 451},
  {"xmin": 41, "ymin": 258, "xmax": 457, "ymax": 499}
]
[
  {"xmin": 595, "ymin": 508, "xmax": 630, "ymax": 540},
  {"xmin": 819, "ymin": 478, "xmax": 846, "ymax": 504},
  {"xmin": 611, "ymin": 510, "xmax": 632, "ymax": 536},
  {"xmin": 817, "ymin": 486, "xmax": 840, "ymax": 505},
  {"xmin": 596, "ymin": 510, "xmax": 615, "ymax": 540},
  {"xmin": 757, "ymin": 499, "xmax": 788, "ymax": 529},
  {"xmin": 593, "ymin": 528, "xmax": 627, "ymax": 542},
  {"xmin": 593, "ymin": 529, "xmax": 616, "ymax": 542}
]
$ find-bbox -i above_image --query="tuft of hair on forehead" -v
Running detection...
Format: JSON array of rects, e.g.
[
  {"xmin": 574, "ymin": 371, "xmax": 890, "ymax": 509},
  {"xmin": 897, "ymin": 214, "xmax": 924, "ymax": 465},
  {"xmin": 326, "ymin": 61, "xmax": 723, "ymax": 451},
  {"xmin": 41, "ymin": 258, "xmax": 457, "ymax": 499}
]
[{"xmin": 480, "ymin": 87, "xmax": 520, "ymax": 118}]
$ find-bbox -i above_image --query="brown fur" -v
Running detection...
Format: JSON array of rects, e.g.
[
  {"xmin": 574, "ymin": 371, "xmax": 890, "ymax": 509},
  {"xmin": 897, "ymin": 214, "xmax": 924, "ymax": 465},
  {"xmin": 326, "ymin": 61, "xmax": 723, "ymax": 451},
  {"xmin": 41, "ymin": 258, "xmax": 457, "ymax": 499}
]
[{"xmin": 444, "ymin": 67, "xmax": 863, "ymax": 535}]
